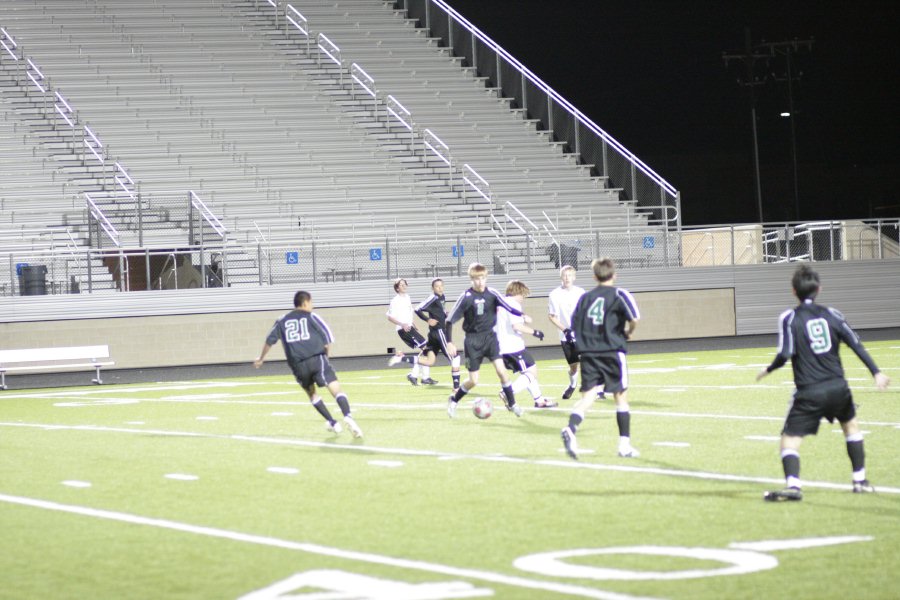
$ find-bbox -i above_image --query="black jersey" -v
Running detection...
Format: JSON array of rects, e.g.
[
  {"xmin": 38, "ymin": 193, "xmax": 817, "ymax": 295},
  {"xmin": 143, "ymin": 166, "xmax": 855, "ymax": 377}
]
[
  {"xmin": 265, "ymin": 309, "xmax": 334, "ymax": 363},
  {"xmin": 415, "ymin": 293, "xmax": 452, "ymax": 341},
  {"xmin": 571, "ymin": 284, "xmax": 640, "ymax": 355},
  {"xmin": 766, "ymin": 299, "xmax": 880, "ymax": 388},
  {"xmin": 447, "ymin": 286, "xmax": 523, "ymax": 334}
]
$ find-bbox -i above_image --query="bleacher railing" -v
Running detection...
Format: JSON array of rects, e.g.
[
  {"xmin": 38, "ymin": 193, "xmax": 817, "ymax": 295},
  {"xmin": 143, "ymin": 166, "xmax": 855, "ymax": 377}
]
[
  {"xmin": 2, "ymin": 219, "xmax": 898, "ymax": 296},
  {"xmin": 403, "ymin": 0, "xmax": 681, "ymax": 228}
]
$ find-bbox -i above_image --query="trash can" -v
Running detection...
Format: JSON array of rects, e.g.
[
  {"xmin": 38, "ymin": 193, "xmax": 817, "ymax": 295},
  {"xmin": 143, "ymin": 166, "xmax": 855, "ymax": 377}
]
[{"xmin": 19, "ymin": 265, "xmax": 48, "ymax": 296}]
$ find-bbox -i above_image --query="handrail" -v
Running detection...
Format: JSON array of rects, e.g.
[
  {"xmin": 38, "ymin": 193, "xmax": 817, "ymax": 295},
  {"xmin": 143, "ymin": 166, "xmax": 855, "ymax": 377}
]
[
  {"xmin": 0, "ymin": 27, "xmax": 17, "ymax": 60},
  {"xmin": 189, "ymin": 191, "xmax": 227, "ymax": 239},
  {"xmin": 84, "ymin": 193, "xmax": 121, "ymax": 247},
  {"xmin": 429, "ymin": 0, "xmax": 677, "ymax": 199}
]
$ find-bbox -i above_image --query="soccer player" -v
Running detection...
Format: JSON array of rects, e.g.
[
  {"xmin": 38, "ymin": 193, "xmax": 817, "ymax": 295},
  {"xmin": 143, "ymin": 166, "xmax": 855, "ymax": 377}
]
[
  {"xmin": 414, "ymin": 278, "xmax": 462, "ymax": 391},
  {"xmin": 445, "ymin": 263, "xmax": 527, "ymax": 418},
  {"xmin": 496, "ymin": 280, "xmax": 555, "ymax": 408},
  {"xmin": 756, "ymin": 265, "xmax": 890, "ymax": 501},
  {"xmin": 561, "ymin": 258, "xmax": 640, "ymax": 460},
  {"xmin": 386, "ymin": 278, "xmax": 435, "ymax": 385},
  {"xmin": 254, "ymin": 290, "xmax": 363, "ymax": 437},
  {"xmin": 548, "ymin": 265, "xmax": 586, "ymax": 399}
]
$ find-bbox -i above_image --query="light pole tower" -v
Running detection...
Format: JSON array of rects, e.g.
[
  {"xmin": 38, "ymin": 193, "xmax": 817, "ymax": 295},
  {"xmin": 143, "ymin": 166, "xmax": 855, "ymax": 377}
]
[
  {"xmin": 723, "ymin": 29, "xmax": 770, "ymax": 223},
  {"xmin": 760, "ymin": 38, "xmax": 814, "ymax": 221}
]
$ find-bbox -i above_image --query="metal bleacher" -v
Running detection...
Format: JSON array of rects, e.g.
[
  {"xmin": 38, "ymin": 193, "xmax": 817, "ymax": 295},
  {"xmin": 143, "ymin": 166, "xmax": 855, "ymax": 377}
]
[{"xmin": 1, "ymin": 0, "xmax": 667, "ymax": 291}]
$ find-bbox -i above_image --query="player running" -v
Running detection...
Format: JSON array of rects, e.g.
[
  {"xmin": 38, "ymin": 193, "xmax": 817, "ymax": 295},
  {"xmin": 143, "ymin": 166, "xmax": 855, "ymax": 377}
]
[
  {"xmin": 254, "ymin": 290, "xmax": 363, "ymax": 437},
  {"xmin": 445, "ymin": 263, "xmax": 527, "ymax": 418},
  {"xmin": 414, "ymin": 278, "xmax": 462, "ymax": 391},
  {"xmin": 386, "ymin": 278, "xmax": 435, "ymax": 385},
  {"xmin": 561, "ymin": 258, "xmax": 640, "ymax": 460},
  {"xmin": 496, "ymin": 280, "xmax": 555, "ymax": 408}
]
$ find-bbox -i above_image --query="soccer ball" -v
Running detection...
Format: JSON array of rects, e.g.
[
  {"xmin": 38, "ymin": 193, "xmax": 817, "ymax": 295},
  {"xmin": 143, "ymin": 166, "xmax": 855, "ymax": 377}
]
[{"xmin": 472, "ymin": 397, "xmax": 493, "ymax": 419}]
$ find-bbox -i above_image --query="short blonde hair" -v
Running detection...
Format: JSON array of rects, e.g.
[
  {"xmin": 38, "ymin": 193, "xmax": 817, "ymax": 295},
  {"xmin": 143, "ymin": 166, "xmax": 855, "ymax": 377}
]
[
  {"xmin": 560, "ymin": 265, "xmax": 576, "ymax": 277},
  {"xmin": 505, "ymin": 280, "xmax": 530, "ymax": 297},
  {"xmin": 467, "ymin": 262, "xmax": 487, "ymax": 278}
]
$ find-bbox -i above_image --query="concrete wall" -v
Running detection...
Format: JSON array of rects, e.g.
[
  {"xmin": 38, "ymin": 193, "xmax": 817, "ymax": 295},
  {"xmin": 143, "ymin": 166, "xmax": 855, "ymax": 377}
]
[
  {"xmin": 0, "ymin": 288, "xmax": 736, "ymax": 369},
  {"xmin": 3, "ymin": 259, "xmax": 897, "ymax": 371}
]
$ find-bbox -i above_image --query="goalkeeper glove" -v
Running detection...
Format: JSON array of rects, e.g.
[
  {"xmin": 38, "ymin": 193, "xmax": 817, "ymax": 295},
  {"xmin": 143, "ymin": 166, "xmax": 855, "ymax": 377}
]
[{"xmin": 532, "ymin": 329, "xmax": 545, "ymax": 341}]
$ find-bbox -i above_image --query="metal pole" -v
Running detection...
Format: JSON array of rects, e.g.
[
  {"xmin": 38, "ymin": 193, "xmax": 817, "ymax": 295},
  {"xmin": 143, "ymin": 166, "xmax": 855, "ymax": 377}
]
[
  {"xmin": 385, "ymin": 238, "xmax": 391, "ymax": 279},
  {"xmin": 145, "ymin": 248, "xmax": 150, "ymax": 291},
  {"xmin": 786, "ymin": 48, "xmax": 800, "ymax": 220},
  {"xmin": 751, "ymin": 103, "xmax": 763, "ymax": 222},
  {"xmin": 456, "ymin": 235, "xmax": 462, "ymax": 275},
  {"xmin": 312, "ymin": 241, "xmax": 318, "ymax": 283}
]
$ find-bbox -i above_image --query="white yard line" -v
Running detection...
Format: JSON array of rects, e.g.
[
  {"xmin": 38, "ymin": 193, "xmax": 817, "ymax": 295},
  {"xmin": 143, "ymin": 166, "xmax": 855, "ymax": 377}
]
[
  {"xmin": 0, "ymin": 492, "xmax": 654, "ymax": 600},
  {"xmin": 3, "ymin": 421, "xmax": 898, "ymax": 494}
]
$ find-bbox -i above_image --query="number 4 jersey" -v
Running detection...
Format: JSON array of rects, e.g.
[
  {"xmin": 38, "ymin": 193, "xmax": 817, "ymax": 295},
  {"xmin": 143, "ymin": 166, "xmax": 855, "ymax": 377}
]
[
  {"xmin": 571, "ymin": 285, "xmax": 640, "ymax": 355},
  {"xmin": 769, "ymin": 299, "xmax": 880, "ymax": 388},
  {"xmin": 266, "ymin": 309, "xmax": 335, "ymax": 362}
]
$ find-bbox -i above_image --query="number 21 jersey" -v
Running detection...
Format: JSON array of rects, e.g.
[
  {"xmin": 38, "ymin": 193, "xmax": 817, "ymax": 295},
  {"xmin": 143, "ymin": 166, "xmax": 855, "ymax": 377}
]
[{"xmin": 265, "ymin": 309, "xmax": 334, "ymax": 362}]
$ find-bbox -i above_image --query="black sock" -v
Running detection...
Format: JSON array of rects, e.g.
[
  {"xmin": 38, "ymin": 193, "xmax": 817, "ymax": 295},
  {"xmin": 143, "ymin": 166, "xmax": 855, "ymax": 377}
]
[
  {"xmin": 782, "ymin": 453, "xmax": 801, "ymax": 482},
  {"xmin": 452, "ymin": 386, "xmax": 469, "ymax": 403},
  {"xmin": 568, "ymin": 413, "xmax": 584, "ymax": 434},
  {"xmin": 313, "ymin": 398, "xmax": 335, "ymax": 424},
  {"xmin": 846, "ymin": 439, "xmax": 865, "ymax": 473},
  {"xmin": 616, "ymin": 411, "xmax": 631, "ymax": 438},
  {"xmin": 402, "ymin": 355, "xmax": 417, "ymax": 365},
  {"xmin": 502, "ymin": 384, "xmax": 516, "ymax": 407},
  {"xmin": 335, "ymin": 394, "xmax": 350, "ymax": 418}
]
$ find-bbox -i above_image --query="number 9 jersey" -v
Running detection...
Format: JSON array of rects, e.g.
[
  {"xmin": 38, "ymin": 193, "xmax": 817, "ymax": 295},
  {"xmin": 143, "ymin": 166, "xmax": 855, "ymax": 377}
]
[
  {"xmin": 265, "ymin": 309, "xmax": 335, "ymax": 363},
  {"xmin": 770, "ymin": 299, "xmax": 880, "ymax": 388}
]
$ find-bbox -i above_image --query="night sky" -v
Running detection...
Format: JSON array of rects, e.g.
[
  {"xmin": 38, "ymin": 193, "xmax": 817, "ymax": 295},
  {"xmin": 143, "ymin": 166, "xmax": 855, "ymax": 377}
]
[{"xmin": 443, "ymin": 0, "xmax": 900, "ymax": 226}]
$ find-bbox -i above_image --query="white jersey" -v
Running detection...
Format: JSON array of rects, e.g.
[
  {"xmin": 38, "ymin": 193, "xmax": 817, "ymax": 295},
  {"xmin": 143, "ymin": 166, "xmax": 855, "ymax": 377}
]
[
  {"xmin": 387, "ymin": 293, "xmax": 414, "ymax": 330},
  {"xmin": 495, "ymin": 296, "xmax": 526, "ymax": 355},
  {"xmin": 548, "ymin": 284, "xmax": 585, "ymax": 341}
]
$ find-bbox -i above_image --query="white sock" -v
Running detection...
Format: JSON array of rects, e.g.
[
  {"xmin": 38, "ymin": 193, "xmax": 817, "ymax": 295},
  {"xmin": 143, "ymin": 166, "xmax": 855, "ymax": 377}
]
[
  {"xmin": 569, "ymin": 373, "xmax": 577, "ymax": 387},
  {"xmin": 527, "ymin": 375, "xmax": 543, "ymax": 400},
  {"xmin": 512, "ymin": 374, "xmax": 530, "ymax": 393},
  {"xmin": 421, "ymin": 365, "xmax": 430, "ymax": 379}
]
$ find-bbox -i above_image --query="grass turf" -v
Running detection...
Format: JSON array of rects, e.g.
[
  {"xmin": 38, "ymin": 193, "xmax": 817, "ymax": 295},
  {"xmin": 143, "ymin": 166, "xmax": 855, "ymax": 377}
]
[{"xmin": 1, "ymin": 341, "xmax": 898, "ymax": 599}]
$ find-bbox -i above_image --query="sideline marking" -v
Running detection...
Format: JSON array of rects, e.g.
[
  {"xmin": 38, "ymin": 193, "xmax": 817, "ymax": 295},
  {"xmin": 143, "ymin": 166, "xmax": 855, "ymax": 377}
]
[
  {"xmin": 744, "ymin": 435, "xmax": 781, "ymax": 442},
  {"xmin": 165, "ymin": 474, "xmax": 199, "ymax": 481},
  {"xmin": 369, "ymin": 460, "xmax": 404, "ymax": 468},
  {"xmin": 729, "ymin": 536, "xmax": 872, "ymax": 552},
  {"xmin": 267, "ymin": 467, "xmax": 299, "ymax": 475},
  {"xmin": 0, "ymin": 492, "xmax": 655, "ymax": 600},
  {"xmin": 61, "ymin": 481, "xmax": 91, "ymax": 488},
  {"xmin": 196, "ymin": 416, "xmax": 219, "ymax": 421},
  {"xmin": 652, "ymin": 442, "xmax": 690, "ymax": 448},
  {"xmin": 4, "ymin": 422, "xmax": 898, "ymax": 494}
]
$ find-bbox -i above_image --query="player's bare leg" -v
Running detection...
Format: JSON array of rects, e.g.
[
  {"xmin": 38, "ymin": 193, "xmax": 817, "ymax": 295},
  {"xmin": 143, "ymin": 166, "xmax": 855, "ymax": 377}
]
[{"xmin": 305, "ymin": 384, "xmax": 342, "ymax": 434}]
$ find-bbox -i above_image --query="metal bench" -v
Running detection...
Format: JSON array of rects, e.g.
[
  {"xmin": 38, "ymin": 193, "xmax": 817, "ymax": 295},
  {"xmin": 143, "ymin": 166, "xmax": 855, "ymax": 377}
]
[{"xmin": 0, "ymin": 345, "xmax": 115, "ymax": 390}]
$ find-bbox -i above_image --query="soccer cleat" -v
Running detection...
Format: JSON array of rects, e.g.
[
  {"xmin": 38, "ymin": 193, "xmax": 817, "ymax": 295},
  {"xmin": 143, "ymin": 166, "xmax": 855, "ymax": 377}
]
[
  {"xmin": 852, "ymin": 480, "xmax": 875, "ymax": 494},
  {"xmin": 498, "ymin": 390, "xmax": 511, "ymax": 410},
  {"xmin": 617, "ymin": 445, "xmax": 640, "ymax": 458},
  {"xmin": 447, "ymin": 397, "xmax": 457, "ymax": 419},
  {"xmin": 511, "ymin": 404, "xmax": 523, "ymax": 417},
  {"xmin": 326, "ymin": 420, "xmax": 343, "ymax": 434},
  {"xmin": 561, "ymin": 427, "xmax": 578, "ymax": 460},
  {"xmin": 562, "ymin": 386, "xmax": 576, "ymax": 400},
  {"xmin": 763, "ymin": 486, "xmax": 803, "ymax": 502},
  {"xmin": 343, "ymin": 416, "xmax": 363, "ymax": 438},
  {"xmin": 406, "ymin": 373, "xmax": 419, "ymax": 386},
  {"xmin": 534, "ymin": 398, "xmax": 558, "ymax": 408},
  {"xmin": 387, "ymin": 352, "xmax": 404, "ymax": 367},
  {"xmin": 420, "ymin": 377, "xmax": 439, "ymax": 385}
]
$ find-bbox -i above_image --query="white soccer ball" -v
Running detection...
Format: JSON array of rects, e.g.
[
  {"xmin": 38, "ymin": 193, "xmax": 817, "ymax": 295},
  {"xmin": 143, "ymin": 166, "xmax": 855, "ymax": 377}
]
[{"xmin": 472, "ymin": 397, "xmax": 493, "ymax": 420}]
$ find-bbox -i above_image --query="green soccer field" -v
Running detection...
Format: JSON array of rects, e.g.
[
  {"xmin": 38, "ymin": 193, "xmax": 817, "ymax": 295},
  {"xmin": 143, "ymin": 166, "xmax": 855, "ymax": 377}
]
[{"xmin": 2, "ymin": 341, "xmax": 899, "ymax": 600}]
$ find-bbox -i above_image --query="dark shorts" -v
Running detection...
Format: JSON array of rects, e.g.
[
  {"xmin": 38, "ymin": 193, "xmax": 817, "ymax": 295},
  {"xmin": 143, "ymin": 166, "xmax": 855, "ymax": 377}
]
[
  {"xmin": 397, "ymin": 326, "xmax": 427, "ymax": 350},
  {"xmin": 783, "ymin": 379, "xmax": 856, "ymax": 437},
  {"xmin": 502, "ymin": 350, "xmax": 536, "ymax": 374},
  {"xmin": 463, "ymin": 331, "xmax": 501, "ymax": 372},
  {"xmin": 423, "ymin": 328, "xmax": 452, "ymax": 359},
  {"xmin": 561, "ymin": 341, "xmax": 579, "ymax": 365},
  {"xmin": 290, "ymin": 354, "xmax": 338, "ymax": 389},
  {"xmin": 580, "ymin": 352, "xmax": 627, "ymax": 394}
]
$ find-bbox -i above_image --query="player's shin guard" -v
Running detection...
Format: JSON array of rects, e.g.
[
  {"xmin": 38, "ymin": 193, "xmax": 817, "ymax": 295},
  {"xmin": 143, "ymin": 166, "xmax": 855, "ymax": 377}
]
[
  {"xmin": 781, "ymin": 449, "xmax": 801, "ymax": 488},
  {"xmin": 312, "ymin": 397, "xmax": 336, "ymax": 424},
  {"xmin": 846, "ymin": 433, "xmax": 866, "ymax": 480},
  {"xmin": 335, "ymin": 393, "xmax": 351, "ymax": 417},
  {"xmin": 451, "ymin": 384, "xmax": 469, "ymax": 403},
  {"xmin": 616, "ymin": 410, "xmax": 631, "ymax": 438},
  {"xmin": 527, "ymin": 376, "xmax": 543, "ymax": 401},
  {"xmin": 451, "ymin": 355, "xmax": 461, "ymax": 389},
  {"xmin": 568, "ymin": 412, "xmax": 584, "ymax": 434}
]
